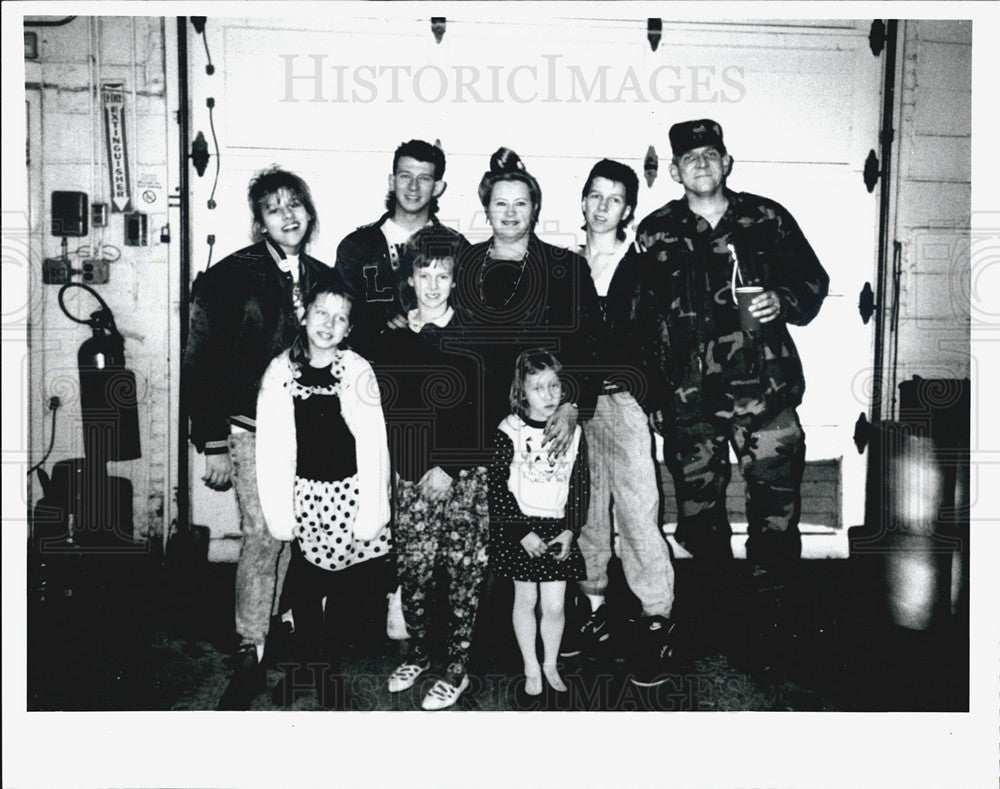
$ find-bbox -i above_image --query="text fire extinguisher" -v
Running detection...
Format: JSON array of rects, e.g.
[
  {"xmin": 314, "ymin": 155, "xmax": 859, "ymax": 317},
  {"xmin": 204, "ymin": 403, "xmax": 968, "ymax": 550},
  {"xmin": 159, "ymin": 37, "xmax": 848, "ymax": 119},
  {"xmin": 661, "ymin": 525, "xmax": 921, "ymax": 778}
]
[{"xmin": 58, "ymin": 283, "xmax": 141, "ymax": 463}]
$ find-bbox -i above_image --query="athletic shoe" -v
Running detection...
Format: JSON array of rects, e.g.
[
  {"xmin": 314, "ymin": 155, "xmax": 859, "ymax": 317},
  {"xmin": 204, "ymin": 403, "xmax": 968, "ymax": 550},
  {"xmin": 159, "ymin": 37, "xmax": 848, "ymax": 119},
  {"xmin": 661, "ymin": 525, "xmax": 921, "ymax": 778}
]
[
  {"xmin": 387, "ymin": 660, "xmax": 430, "ymax": 693},
  {"xmin": 629, "ymin": 615, "xmax": 676, "ymax": 687},
  {"xmin": 386, "ymin": 587, "xmax": 411, "ymax": 640},
  {"xmin": 581, "ymin": 605, "xmax": 613, "ymax": 650},
  {"xmin": 562, "ymin": 605, "xmax": 612, "ymax": 657},
  {"xmin": 218, "ymin": 643, "xmax": 265, "ymax": 710},
  {"xmin": 421, "ymin": 675, "xmax": 470, "ymax": 711}
]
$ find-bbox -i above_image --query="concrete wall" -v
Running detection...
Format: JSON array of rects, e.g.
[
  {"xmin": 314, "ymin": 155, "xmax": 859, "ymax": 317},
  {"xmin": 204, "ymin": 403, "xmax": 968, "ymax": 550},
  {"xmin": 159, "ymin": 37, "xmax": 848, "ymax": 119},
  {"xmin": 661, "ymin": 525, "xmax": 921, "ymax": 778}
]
[
  {"xmin": 887, "ymin": 20, "xmax": 971, "ymax": 412},
  {"xmin": 24, "ymin": 16, "xmax": 172, "ymax": 542}
]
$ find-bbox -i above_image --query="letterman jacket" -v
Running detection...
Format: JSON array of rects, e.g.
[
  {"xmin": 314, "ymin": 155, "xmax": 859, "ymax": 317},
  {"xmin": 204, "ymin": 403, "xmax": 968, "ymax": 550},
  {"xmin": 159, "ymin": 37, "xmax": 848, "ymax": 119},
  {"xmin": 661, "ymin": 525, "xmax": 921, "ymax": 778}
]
[
  {"xmin": 182, "ymin": 239, "xmax": 332, "ymax": 455},
  {"xmin": 335, "ymin": 211, "xmax": 466, "ymax": 359}
]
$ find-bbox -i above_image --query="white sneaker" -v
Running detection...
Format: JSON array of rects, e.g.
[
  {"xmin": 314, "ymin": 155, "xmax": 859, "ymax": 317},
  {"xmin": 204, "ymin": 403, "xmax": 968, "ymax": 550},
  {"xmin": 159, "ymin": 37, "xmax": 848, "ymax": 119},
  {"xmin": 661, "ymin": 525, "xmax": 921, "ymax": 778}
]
[
  {"xmin": 386, "ymin": 586, "xmax": 411, "ymax": 640},
  {"xmin": 420, "ymin": 675, "xmax": 469, "ymax": 711},
  {"xmin": 387, "ymin": 661, "xmax": 429, "ymax": 693}
]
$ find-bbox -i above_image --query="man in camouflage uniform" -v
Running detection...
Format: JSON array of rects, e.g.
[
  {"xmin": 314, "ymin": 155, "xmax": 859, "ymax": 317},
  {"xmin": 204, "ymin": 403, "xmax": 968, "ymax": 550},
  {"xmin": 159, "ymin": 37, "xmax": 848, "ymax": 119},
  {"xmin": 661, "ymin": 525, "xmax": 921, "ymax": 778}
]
[{"xmin": 609, "ymin": 119, "xmax": 828, "ymax": 666}]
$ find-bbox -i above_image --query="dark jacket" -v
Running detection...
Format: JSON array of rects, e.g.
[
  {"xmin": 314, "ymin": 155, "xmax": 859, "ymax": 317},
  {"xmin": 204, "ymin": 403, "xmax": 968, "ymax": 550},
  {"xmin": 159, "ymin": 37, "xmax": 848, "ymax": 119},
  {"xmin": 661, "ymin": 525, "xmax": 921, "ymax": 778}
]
[
  {"xmin": 453, "ymin": 234, "xmax": 608, "ymax": 432},
  {"xmin": 182, "ymin": 240, "xmax": 331, "ymax": 454},
  {"xmin": 335, "ymin": 212, "xmax": 466, "ymax": 359},
  {"xmin": 609, "ymin": 189, "xmax": 829, "ymax": 425}
]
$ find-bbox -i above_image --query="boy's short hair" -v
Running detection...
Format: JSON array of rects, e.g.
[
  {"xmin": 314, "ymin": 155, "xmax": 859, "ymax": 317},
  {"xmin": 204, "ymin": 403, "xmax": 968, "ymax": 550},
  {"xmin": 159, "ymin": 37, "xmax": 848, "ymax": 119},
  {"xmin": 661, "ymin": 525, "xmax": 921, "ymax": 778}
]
[
  {"xmin": 393, "ymin": 139, "xmax": 446, "ymax": 181},
  {"xmin": 248, "ymin": 166, "xmax": 318, "ymax": 246},
  {"xmin": 397, "ymin": 225, "xmax": 468, "ymax": 311},
  {"xmin": 509, "ymin": 349, "xmax": 563, "ymax": 420},
  {"xmin": 581, "ymin": 159, "xmax": 639, "ymax": 241}
]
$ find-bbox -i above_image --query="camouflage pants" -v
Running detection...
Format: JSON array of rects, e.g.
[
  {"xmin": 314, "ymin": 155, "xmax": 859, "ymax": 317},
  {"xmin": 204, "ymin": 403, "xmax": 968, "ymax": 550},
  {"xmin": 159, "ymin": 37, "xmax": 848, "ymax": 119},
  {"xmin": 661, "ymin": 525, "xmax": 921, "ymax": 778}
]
[
  {"xmin": 394, "ymin": 468, "xmax": 490, "ymax": 676},
  {"xmin": 664, "ymin": 407, "xmax": 805, "ymax": 568}
]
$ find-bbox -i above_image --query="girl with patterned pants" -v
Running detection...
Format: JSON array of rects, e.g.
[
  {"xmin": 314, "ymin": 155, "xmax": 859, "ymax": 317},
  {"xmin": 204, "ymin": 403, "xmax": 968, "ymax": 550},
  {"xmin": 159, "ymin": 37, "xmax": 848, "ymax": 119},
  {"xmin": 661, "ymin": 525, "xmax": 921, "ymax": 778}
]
[{"xmin": 375, "ymin": 226, "xmax": 490, "ymax": 711}]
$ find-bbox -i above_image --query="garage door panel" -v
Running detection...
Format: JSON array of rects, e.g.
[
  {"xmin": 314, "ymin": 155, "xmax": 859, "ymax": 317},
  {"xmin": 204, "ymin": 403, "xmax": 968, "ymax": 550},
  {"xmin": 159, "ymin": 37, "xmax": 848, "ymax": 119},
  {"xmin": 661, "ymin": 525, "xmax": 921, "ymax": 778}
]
[{"xmin": 187, "ymin": 13, "xmax": 883, "ymax": 543}]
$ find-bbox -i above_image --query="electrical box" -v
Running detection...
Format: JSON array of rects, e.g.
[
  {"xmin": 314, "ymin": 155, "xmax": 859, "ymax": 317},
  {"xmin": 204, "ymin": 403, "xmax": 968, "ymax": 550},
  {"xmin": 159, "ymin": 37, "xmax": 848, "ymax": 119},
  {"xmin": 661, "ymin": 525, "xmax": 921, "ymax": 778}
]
[
  {"xmin": 92, "ymin": 202, "xmax": 109, "ymax": 228},
  {"xmin": 124, "ymin": 212, "xmax": 148, "ymax": 246},
  {"xmin": 43, "ymin": 258, "xmax": 109, "ymax": 285},
  {"xmin": 51, "ymin": 191, "xmax": 89, "ymax": 237}
]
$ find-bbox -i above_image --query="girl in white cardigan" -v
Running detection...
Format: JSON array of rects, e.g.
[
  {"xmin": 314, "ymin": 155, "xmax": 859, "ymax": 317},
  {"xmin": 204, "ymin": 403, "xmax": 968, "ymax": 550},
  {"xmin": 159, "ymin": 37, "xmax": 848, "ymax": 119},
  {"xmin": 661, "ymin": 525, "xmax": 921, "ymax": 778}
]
[{"xmin": 256, "ymin": 274, "xmax": 390, "ymax": 709}]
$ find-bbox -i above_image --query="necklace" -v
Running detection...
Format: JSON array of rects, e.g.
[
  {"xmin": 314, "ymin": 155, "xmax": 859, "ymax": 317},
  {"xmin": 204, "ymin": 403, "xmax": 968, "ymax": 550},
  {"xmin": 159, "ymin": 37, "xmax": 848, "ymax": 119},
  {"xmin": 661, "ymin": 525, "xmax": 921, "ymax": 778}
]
[{"xmin": 479, "ymin": 242, "xmax": 529, "ymax": 309}]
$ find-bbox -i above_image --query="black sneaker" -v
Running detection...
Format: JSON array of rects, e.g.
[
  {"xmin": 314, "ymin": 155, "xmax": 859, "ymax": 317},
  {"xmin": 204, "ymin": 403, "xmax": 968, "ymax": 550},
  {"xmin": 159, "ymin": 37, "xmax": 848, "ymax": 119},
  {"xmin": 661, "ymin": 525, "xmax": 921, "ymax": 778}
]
[
  {"xmin": 629, "ymin": 615, "xmax": 676, "ymax": 687},
  {"xmin": 576, "ymin": 605, "xmax": 613, "ymax": 656},
  {"xmin": 218, "ymin": 643, "xmax": 266, "ymax": 710}
]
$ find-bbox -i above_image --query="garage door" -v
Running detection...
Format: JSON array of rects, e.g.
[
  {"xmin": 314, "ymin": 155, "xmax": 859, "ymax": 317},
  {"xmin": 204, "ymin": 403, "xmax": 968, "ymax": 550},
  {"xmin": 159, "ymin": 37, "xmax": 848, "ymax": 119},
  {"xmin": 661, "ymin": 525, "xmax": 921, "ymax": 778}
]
[{"xmin": 177, "ymin": 12, "xmax": 884, "ymax": 558}]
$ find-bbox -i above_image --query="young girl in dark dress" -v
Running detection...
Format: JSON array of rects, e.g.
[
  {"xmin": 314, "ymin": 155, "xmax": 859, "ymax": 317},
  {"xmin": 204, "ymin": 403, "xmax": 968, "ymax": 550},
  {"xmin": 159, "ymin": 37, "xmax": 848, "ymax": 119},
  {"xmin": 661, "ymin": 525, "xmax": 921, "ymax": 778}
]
[
  {"xmin": 487, "ymin": 350, "xmax": 588, "ymax": 696},
  {"xmin": 255, "ymin": 275, "xmax": 391, "ymax": 709}
]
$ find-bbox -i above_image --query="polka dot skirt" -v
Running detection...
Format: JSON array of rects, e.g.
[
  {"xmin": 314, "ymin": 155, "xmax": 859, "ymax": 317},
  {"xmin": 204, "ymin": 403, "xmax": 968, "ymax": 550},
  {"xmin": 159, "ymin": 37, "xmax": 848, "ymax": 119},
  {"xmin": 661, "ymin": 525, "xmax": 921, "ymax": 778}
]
[{"xmin": 293, "ymin": 474, "xmax": 390, "ymax": 571}]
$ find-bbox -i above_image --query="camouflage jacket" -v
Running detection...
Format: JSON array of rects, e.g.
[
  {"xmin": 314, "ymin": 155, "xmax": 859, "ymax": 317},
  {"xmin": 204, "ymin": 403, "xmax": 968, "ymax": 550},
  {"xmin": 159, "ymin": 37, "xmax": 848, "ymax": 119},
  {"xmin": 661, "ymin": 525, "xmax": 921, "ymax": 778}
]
[{"xmin": 608, "ymin": 189, "xmax": 829, "ymax": 426}]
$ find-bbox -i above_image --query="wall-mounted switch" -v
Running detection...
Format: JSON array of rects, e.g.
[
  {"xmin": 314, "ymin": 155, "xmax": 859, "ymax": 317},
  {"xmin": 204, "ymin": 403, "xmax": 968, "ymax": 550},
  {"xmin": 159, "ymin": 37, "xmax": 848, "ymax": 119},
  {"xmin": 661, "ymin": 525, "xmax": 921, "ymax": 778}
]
[
  {"xmin": 124, "ymin": 211, "xmax": 148, "ymax": 246},
  {"xmin": 92, "ymin": 202, "xmax": 109, "ymax": 228}
]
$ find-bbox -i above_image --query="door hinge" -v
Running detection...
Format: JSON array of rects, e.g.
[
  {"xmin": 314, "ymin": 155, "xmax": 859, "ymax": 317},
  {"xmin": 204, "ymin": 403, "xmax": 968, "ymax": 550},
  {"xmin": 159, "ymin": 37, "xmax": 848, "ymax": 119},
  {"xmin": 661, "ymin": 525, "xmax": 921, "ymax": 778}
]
[
  {"xmin": 863, "ymin": 149, "xmax": 880, "ymax": 193},
  {"xmin": 869, "ymin": 20, "xmax": 887, "ymax": 56},
  {"xmin": 853, "ymin": 412, "xmax": 870, "ymax": 454},
  {"xmin": 190, "ymin": 131, "xmax": 209, "ymax": 177},
  {"xmin": 858, "ymin": 281, "xmax": 876, "ymax": 325}
]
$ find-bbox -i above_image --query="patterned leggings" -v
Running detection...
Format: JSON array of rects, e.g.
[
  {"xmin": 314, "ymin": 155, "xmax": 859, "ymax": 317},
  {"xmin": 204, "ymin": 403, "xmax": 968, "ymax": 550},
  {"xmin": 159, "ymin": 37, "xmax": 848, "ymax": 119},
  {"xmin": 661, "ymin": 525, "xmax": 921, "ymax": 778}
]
[{"xmin": 394, "ymin": 468, "xmax": 489, "ymax": 677}]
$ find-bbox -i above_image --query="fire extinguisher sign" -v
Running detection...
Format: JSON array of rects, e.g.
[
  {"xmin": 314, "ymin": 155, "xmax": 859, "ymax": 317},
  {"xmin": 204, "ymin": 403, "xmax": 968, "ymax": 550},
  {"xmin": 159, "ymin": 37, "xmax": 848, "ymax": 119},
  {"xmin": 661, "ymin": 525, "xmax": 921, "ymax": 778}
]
[{"xmin": 103, "ymin": 83, "xmax": 132, "ymax": 213}]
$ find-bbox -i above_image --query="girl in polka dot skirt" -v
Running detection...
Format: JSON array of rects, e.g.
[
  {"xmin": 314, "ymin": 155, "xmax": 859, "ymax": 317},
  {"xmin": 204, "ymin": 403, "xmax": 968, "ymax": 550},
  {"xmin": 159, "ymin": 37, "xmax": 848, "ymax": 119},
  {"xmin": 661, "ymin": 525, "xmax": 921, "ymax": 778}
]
[
  {"xmin": 487, "ymin": 350, "xmax": 589, "ymax": 696},
  {"xmin": 256, "ymin": 274, "xmax": 391, "ymax": 709}
]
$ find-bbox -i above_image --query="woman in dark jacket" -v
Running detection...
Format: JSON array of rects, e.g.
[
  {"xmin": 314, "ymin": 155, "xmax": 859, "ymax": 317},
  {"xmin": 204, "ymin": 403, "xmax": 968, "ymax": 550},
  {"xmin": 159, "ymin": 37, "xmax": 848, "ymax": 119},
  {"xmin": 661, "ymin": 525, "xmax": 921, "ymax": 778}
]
[{"xmin": 453, "ymin": 147, "xmax": 607, "ymax": 452}]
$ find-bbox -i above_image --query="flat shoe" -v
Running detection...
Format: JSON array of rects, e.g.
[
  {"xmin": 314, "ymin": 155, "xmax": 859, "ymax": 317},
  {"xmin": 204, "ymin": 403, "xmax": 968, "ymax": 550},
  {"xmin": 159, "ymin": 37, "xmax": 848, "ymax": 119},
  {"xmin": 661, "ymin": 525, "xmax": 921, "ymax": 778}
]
[
  {"xmin": 421, "ymin": 675, "xmax": 469, "ymax": 711},
  {"xmin": 387, "ymin": 661, "xmax": 429, "ymax": 693}
]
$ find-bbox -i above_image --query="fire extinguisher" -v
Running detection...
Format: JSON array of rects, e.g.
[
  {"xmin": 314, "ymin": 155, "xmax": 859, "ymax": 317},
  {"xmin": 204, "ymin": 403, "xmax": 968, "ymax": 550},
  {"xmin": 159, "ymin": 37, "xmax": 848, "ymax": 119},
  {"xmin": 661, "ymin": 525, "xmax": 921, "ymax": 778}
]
[{"xmin": 58, "ymin": 282, "xmax": 141, "ymax": 463}]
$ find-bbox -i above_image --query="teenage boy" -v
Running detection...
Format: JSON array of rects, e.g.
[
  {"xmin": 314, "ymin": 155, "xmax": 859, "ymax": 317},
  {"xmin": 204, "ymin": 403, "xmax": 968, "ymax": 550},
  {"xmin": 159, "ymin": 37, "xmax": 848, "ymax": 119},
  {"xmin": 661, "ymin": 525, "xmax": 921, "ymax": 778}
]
[
  {"xmin": 611, "ymin": 119, "xmax": 829, "ymax": 670},
  {"xmin": 336, "ymin": 139, "xmax": 465, "ymax": 359},
  {"xmin": 336, "ymin": 139, "xmax": 467, "ymax": 639},
  {"xmin": 573, "ymin": 159, "xmax": 677, "ymax": 687}
]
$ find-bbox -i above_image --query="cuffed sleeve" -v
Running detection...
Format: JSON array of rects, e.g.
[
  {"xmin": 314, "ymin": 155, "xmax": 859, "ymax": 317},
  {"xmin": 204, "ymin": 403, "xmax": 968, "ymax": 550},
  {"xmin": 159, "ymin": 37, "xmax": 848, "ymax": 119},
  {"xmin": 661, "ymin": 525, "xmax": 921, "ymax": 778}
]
[
  {"xmin": 182, "ymin": 273, "xmax": 235, "ymax": 453},
  {"xmin": 771, "ymin": 209, "xmax": 829, "ymax": 326}
]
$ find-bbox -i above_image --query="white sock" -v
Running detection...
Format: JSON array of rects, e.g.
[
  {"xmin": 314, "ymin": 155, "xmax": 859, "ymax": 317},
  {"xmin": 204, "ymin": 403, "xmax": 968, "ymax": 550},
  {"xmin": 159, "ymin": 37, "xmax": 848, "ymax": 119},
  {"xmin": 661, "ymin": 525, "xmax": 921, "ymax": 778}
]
[
  {"xmin": 255, "ymin": 642, "xmax": 265, "ymax": 662},
  {"xmin": 586, "ymin": 593, "xmax": 605, "ymax": 613}
]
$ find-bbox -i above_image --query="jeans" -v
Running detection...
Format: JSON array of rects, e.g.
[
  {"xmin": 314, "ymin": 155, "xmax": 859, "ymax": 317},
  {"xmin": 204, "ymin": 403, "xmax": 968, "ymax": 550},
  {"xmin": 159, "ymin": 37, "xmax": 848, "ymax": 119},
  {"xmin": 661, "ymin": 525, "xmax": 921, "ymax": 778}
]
[
  {"xmin": 228, "ymin": 431, "xmax": 290, "ymax": 645},
  {"xmin": 578, "ymin": 392, "xmax": 675, "ymax": 618}
]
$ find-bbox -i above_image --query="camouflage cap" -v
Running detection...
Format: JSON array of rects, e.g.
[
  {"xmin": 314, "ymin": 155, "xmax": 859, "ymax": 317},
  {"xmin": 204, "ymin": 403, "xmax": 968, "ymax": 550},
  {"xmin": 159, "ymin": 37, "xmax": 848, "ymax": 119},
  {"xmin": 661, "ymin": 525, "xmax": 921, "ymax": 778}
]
[{"xmin": 669, "ymin": 119, "xmax": 726, "ymax": 156}]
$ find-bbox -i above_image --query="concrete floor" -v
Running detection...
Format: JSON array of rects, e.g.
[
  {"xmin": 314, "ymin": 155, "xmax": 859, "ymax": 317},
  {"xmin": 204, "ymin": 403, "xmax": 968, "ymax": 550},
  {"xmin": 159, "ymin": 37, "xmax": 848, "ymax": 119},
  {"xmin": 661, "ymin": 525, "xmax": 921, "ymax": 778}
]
[{"xmin": 26, "ymin": 544, "xmax": 967, "ymax": 713}]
